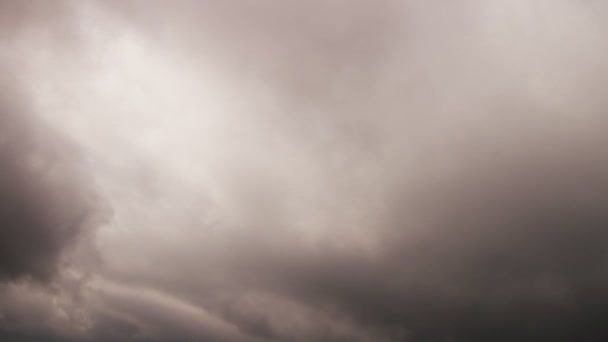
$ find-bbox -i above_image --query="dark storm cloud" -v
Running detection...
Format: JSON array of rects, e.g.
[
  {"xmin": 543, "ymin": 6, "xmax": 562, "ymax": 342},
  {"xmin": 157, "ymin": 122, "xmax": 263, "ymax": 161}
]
[
  {"xmin": 5, "ymin": 0, "xmax": 608, "ymax": 341},
  {"xmin": 78, "ymin": 1, "xmax": 608, "ymax": 341},
  {"xmin": 92, "ymin": 2, "xmax": 608, "ymax": 341},
  {"xmin": 0, "ymin": 2, "xmax": 108, "ymax": 340},
  {"xmin": 0, "ymin": 77, "xmax": 102, "ymax": 281},
  {"xmin": 261, "ymin": 127, "xmax": 608, "ymax": 341},
  {"xmin": 0, "ymin": 0, "xmax": 103, "ymax": 281}
]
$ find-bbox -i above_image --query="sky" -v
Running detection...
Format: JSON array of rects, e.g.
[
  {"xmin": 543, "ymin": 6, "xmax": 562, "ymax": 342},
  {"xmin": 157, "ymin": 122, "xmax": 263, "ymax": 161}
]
[{"xmin": 2, "ymin": 0, "xmax": 608, "ymax": 341}]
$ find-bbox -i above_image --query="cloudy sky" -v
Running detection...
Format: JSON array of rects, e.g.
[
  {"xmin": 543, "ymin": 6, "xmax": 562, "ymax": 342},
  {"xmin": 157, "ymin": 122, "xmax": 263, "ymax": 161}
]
[{"xmin": 2, "ymin": 1, "xmax": 608, "ymax": 341}]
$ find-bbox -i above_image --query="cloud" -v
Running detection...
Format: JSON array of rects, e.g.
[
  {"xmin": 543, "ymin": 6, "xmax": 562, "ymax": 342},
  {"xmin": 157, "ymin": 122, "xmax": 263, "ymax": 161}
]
[
  {"xmin": 87, "ymin": 278, "xmax": 254, "ymax": 341},
  {"xmin": 0, "ymin": 2, "xmax": 108, "ymax": 339},
  {"xmin": 0, "ymin": 74, "xmax": 103, "ymax": 281},
  {"xmin": 3, "ymin": 0, "xmax": 608, "ymax": 341}
]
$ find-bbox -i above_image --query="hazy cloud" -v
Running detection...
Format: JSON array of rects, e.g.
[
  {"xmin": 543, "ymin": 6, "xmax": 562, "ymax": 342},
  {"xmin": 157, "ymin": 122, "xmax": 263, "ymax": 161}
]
[{"xmin": 2, "ymin": 0, "xmax": 608, "ymax": 341}]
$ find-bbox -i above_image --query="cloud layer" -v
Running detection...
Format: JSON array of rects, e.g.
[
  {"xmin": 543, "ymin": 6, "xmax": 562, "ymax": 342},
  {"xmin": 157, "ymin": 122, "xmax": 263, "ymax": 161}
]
[{"xmin": 2, "ymin": 0, "xmax": 608, "ymax": 341}]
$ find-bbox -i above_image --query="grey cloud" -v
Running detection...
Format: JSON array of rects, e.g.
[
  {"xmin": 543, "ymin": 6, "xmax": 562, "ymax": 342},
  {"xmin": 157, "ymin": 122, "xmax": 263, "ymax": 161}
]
[
  {"xmin": 0, "ymin": 79, "xmax": 102, "ymax": 281},
  {"xmin": 266, "ymin": 135, "xmax": 608, "ymax": 341},
  {"xmin": 0, "ymin": 2, "xmax": 108, "ymax": 340},
  {"xmin": 86, "ymin": 279, "xmax": 255, "ymax": 342},
  {"xmin": 4, "ymin": 0, "xmax": 608, "ymax": 341},
  {"xmin": 90, "ymin": 1, "xmax": 608, "ymax": 341}
]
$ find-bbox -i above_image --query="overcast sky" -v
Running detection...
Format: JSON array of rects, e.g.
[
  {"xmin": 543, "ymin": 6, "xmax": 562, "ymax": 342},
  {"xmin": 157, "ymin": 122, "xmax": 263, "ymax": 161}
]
[{"xmin": 2, "ymin": 1, "xmax": 608, "ymax": 341}]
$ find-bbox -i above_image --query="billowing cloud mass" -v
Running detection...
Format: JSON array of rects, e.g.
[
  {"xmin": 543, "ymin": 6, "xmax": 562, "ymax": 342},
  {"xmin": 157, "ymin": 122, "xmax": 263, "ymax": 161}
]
[{"xmin": 2, "ymin": 0, "xmax": 608, "ymax": 341}]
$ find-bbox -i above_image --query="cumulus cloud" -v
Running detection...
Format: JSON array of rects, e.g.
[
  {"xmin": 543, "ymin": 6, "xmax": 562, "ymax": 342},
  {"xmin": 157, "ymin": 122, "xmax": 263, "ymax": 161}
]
[{"xmin": 2, "ymin": 0, "xmax": 608, "ymax": 341}]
